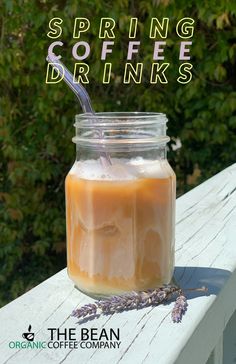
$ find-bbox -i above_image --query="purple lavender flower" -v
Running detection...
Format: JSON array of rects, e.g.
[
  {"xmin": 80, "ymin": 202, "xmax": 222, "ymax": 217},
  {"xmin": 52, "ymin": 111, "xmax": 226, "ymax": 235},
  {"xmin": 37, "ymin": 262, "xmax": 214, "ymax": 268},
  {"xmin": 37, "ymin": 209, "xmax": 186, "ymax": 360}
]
[
  {"xmin": 71, "ymin": 285, "xmax": 179, "ymax": 320},
  {"xmin": 171, "ymin": 295, "xmax": 188, "ymax": 323},
  {"xmin": 72, "ymin": 303, "xmax": 97, "ymax": 319},
  {"xmin": 71, "ymin": 285, "xmax": 208, "ymax": 323}
]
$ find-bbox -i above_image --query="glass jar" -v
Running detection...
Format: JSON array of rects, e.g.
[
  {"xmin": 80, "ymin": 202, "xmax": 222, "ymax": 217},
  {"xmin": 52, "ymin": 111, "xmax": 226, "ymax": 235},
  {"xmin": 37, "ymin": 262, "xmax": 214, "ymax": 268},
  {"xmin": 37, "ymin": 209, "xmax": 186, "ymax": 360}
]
[{"xmin": 65, "ymin": 112, "xmax": 176, "ymax": 297}]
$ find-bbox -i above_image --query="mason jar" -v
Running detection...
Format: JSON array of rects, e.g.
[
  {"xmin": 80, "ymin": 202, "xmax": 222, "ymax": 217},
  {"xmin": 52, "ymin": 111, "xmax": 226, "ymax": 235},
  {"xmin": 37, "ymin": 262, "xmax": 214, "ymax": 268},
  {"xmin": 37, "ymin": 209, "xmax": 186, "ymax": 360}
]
[{"xmin": 65, "ymin": 112, "xmax": 176, "ymax": 297}]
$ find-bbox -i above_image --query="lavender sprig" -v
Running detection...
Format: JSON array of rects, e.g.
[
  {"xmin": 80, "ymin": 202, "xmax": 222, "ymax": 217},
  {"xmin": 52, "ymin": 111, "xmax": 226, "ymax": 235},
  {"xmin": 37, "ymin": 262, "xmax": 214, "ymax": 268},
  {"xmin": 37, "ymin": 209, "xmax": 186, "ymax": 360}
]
[
  {"xmin": 71, "ymin": 285, "xmax": 207, "ymax": 324},
  {"xmin": 72, "ymin": 285, "xmax": 178, "ymax": 321},
  {"xmin": 171, "ymin": 294, "xmax": 188, "ymax": 323}
]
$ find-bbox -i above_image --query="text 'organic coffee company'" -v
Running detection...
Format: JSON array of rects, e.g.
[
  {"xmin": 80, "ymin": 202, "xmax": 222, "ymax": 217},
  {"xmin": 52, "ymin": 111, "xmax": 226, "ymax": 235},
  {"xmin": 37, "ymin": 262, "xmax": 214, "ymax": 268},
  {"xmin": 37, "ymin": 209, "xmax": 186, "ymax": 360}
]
[
  {"xmin": 8, "ymin": 327, "xmax": 121, "ymax": 350},
  {"xmin": 46, "ymin": 17, "xmax": 195, "ymax": 85}
]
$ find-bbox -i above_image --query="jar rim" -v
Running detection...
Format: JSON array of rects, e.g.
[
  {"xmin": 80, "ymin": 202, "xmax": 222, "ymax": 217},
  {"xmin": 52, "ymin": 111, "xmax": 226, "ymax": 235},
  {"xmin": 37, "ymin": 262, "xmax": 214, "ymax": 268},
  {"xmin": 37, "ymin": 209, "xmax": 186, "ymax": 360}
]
[
  {"xmin": 76, "ymin": 112, "xmax": 166, "ymax": 119},
  {"xmin": 75, "ymin": 112, "xmax": 167, "ymax": 127},
  {"xmin": 73, "ymin": 112, "xmax": 169, "ymax": 149}
]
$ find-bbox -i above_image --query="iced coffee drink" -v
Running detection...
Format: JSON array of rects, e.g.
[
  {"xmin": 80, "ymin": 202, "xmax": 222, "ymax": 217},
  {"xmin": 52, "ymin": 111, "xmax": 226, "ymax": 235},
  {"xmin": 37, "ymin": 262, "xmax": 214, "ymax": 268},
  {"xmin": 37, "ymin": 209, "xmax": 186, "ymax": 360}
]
[{"xmin": 66, "ymin": 157, "xmax": 175, "ymax": 296}]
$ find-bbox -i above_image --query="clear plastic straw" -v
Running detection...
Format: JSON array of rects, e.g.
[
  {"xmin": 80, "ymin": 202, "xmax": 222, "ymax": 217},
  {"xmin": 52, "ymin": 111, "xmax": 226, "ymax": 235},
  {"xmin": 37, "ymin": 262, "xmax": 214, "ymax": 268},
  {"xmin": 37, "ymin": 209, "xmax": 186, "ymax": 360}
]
[{"xmin": 46, "ymin": 53, "xmax": 111, "ymax": 166}]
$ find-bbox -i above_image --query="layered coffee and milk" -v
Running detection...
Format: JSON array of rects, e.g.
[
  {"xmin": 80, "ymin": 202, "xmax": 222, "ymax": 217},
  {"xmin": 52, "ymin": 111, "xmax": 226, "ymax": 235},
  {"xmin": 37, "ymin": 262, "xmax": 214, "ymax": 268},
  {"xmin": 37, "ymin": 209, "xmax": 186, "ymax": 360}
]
[{"xmin": 65, "ymin": 158, "xmax": 175, "ymax": 296}]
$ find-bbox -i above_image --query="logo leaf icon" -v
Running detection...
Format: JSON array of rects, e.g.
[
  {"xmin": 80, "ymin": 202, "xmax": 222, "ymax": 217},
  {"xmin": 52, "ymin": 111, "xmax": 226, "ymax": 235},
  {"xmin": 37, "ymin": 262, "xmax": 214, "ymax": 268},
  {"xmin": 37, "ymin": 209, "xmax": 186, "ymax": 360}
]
[{"xmin": 28, "ymin": 325, "xmax": 31, "ymax": 332}]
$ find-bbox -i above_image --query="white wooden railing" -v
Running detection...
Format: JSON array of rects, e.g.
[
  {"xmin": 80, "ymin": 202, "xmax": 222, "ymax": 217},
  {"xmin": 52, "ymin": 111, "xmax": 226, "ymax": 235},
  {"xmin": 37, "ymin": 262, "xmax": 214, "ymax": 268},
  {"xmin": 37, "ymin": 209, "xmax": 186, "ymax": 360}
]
[{"xmin": 0, "ymin": 164, "xmax": 236, "ymax": 364}]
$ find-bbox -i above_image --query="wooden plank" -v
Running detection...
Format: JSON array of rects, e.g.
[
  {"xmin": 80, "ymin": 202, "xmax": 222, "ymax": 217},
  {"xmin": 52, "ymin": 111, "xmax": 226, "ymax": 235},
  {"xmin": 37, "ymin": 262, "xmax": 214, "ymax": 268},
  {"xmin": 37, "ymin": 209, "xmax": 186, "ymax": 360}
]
[{"xmin": 0, "ymin": 164, "xmax": 236, "ymax": 364}]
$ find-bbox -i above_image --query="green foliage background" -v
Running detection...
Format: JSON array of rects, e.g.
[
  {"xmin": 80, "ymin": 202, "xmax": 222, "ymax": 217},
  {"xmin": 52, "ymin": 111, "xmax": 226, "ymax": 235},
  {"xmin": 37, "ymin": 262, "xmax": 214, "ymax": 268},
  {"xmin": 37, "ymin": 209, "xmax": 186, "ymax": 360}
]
[{"xmin": 0, "ymin": 0, "xmax": 236, "ymax": 307}]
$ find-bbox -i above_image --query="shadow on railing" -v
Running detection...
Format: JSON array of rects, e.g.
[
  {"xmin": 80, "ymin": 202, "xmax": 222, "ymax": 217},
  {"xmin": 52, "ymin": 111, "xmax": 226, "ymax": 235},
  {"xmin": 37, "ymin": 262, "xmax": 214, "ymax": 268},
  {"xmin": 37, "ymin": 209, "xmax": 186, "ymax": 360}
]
[{"xmin": 174, "ymin": 266, "xmax": 231, "ymax": 299}]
